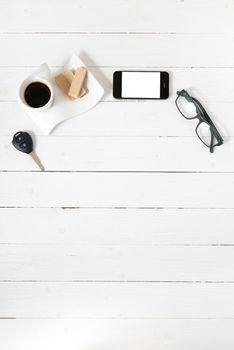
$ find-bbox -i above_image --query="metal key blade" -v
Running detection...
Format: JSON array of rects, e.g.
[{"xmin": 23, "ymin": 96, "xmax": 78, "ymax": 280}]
[{"xmin": 30, "ymin": 152, "xmax": 45, "ymax": 171}]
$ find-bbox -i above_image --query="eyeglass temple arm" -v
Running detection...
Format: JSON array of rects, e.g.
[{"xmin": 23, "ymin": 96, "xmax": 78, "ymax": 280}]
[
  {"xmin": 204, "ymin": 111, "xmax": 223, "ymax": 144},
  {"xmin": 210, "ymin": 131, "xmax": 214, "ymax": 153},
  {"xmin": 201, "ymin": 109, "xmax": 223, "ymax": 141}
]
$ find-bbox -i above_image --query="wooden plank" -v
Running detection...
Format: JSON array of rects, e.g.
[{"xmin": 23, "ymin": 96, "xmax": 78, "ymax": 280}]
[
  {"xmin": 0, "ymin": 0, "xmax": 233, "ymax": 34},
  {"xmin": 1, "ymin": 67, "xmax": 234, "ymax": 102},
  {"xmin": 0, "ymin": 101, "xmax": 232, "ymax": 137},
  {"xmin": 1, "ymin": 319, "xmax": 234, "ymax": 350},
  {"xmin": 0, "ymin": 245, "xmax": 234, "ymax": 281},
  {"xmin": 1, "ymin": 282, "xmax": 234, "ymax": 318},
  {"xmin": 1, "ymin": 208, "xmax": 234, "ymax": 245},
  {"xmin": 1, "ymin": 136, "xmax": 232, "ymax": 171},
  {"xmin": 0, "ymin": 34, "xmax": 233, "ymax": 67},
  {"xmin": 0, "ymin": 172, "xmax": 233, "ymax": 208}
]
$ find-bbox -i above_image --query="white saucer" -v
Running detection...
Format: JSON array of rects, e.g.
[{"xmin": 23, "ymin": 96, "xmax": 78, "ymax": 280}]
[{"xmin": 18, "ymin": 54, "xmax": 104, "ymax": 135}]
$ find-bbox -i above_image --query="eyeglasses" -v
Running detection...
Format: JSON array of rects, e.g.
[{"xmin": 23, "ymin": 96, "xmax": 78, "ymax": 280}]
[{"xmin": 175, "ymin": 90, "xmax": 223, "ymax": 153}]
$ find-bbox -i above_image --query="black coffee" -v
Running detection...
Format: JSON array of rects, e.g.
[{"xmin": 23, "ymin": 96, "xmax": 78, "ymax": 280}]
[{"xmin": 24, "ymin": 82, "xmax": 51, "ymax": 108}]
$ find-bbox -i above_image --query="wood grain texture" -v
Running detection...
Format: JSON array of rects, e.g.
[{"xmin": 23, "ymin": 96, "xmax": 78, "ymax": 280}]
[
  {"xmin": 0, "ymin": 101, "xmax": 232, "ymax": 137},
  {"xmin": 1, "ymin": 208, "xmax": 234, "ymax": 245},
  {"xmin": 0, "ymin": 100, "xmax": 232, "ymax": 140},
  {"xmin": 1, "ymin": 319, "xmax": 234, "ymax": 350},
  {"xmin": 1, "ymin": 282, "xmax": 234, "ymax": 318},
  {"xmin": 0, "ymin": 136, "xmax": 232, "ymax": 171},
  {"xmin": 0, "ymin": 245, "xmax": 234, "ymax": 281},
  {"xmin": 0, "ymin": 34, "xmax": 234, "ymax": 67},
  {"xmin": 0, "ymin": 172, "xmax": 233, "ymax": 208},
  {"xmin": 0, "ymin": 0, "xmax": 233, "ymax": 34}
]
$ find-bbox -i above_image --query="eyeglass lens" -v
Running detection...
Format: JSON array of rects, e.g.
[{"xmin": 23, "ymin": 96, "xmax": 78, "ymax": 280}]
[
  {"xmin": 176, "ymin": 95, "xmax": 197, "ymax": 118},
  {"xmin": 196, "ymin": 122, "xmax": 216, "ymax": 147}
]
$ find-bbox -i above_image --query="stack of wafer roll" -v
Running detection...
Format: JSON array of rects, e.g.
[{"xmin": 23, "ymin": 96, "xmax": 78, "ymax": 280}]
[{"xmin": 54, "ymin": 67, "xmax": 87, "ymax": 100}]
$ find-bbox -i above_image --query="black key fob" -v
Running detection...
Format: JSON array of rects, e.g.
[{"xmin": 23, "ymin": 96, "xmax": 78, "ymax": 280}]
[{"xmin": 12, "ymin": 131, "xmax": 33, "ymax": 154}]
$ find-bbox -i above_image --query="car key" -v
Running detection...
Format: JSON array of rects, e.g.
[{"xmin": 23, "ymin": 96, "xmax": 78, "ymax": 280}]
[{"xmin": 12, "ymin": 131, "xmax": 44, "ymax": 171}]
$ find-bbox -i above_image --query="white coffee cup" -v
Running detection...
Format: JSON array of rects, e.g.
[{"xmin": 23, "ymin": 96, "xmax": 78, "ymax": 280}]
[{"xmin": 18, "ymin": 76, "xmax": 54, "ymax": 111}]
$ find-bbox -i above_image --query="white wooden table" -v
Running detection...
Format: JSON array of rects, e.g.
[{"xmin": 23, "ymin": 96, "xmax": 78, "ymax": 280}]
[{"xmin": 1, "ymin": 1, "xmax": 234, "ymax": 349}]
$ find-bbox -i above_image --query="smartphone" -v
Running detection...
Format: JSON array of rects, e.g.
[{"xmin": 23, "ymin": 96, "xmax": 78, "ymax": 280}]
[{"xmin": 113, "ymin": 71, "xmax": 169, "ymax": 100}]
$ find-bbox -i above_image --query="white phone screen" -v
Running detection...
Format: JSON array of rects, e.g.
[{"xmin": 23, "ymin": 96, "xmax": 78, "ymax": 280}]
[{"xmin": 121, "ymin": 72, "xmax": 161, "ymax": 98}]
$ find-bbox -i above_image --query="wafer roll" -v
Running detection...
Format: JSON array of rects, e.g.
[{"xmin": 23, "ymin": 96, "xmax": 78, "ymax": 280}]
[
  {"xmin": 64, "ymin": 70, "xmax": 86, "ymax": 97},
  {"xmin": 68, "ymin": 67, "xmax": 87, "ymax": 98},
  {"xmin": 54, "ymin": 74, "xmax": 75, "ymax": 100}
]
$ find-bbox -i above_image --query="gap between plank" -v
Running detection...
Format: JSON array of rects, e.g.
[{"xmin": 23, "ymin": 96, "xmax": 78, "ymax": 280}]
[
  {"xmin": 1, "ymin": 243, "xmax": 234, "ymax": 247},
  {"xmin": 1, "ymin": 280, "xmax": 234, "ymax": 283},
  {"xmin": 1, "ymin": 170, "xmax": 234, "ymax": 174},
  {"xmin": 1, "ymin": 206, "xmax": 234, "ymax": 210},
  {"xmin": 0, "ymin": 32, "xmax": 221, "ymax": 35},
  {"xmin": 1, "ymin": 317, "xmax": 234, "ymax": 320},
  {"xmin": 0, "ymin": 65, "xmax": 234, "ymax": 69}
]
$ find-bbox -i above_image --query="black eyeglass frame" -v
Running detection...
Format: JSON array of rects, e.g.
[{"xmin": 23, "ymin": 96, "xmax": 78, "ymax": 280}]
[{"xmin": 175, "ymin": 90, "xmax": 223, "ymax": 153}]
